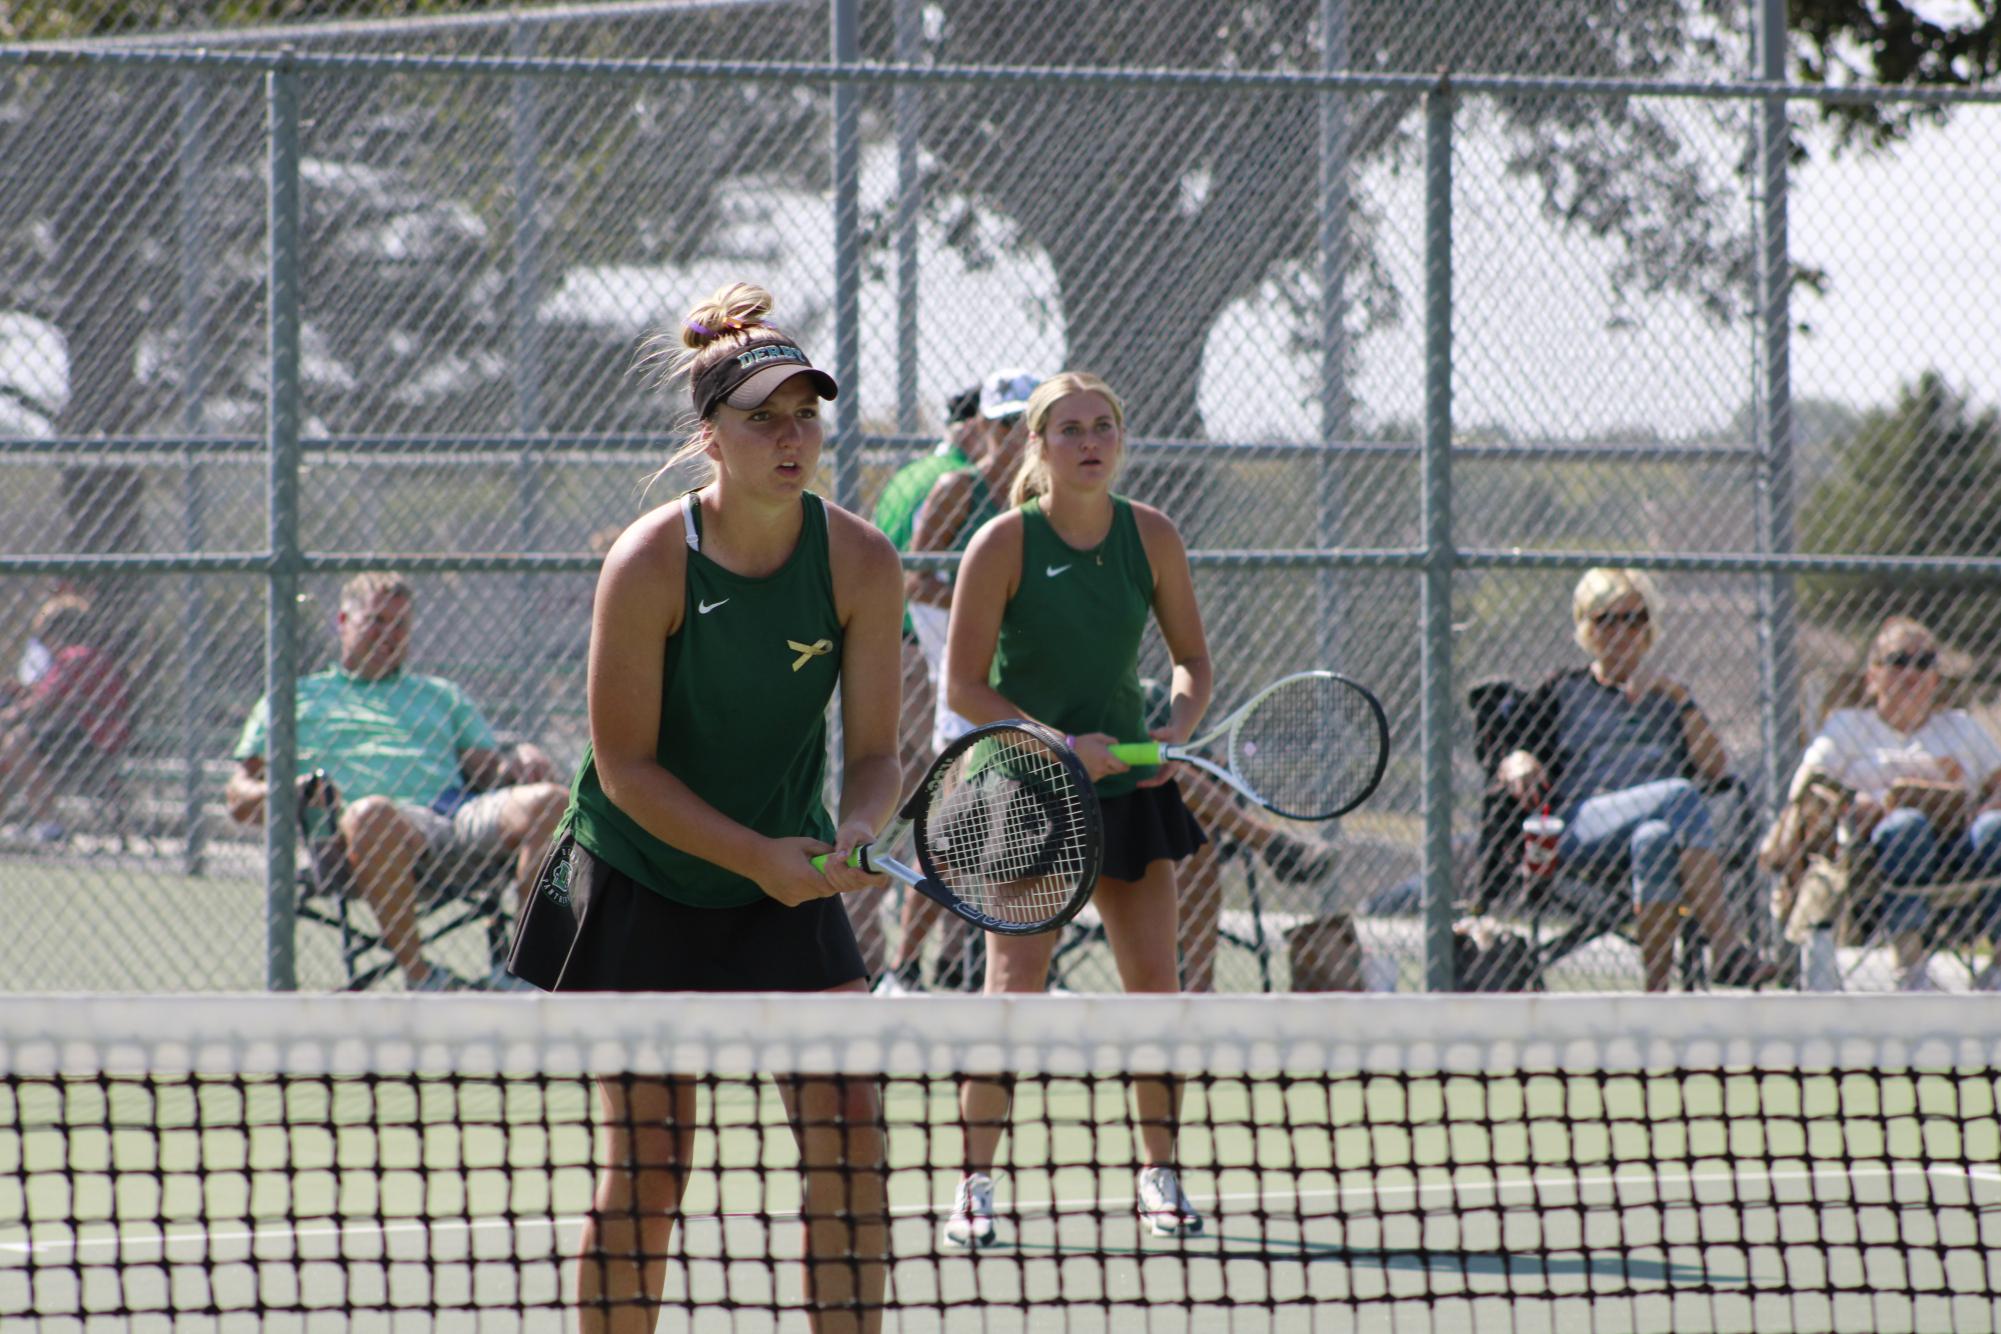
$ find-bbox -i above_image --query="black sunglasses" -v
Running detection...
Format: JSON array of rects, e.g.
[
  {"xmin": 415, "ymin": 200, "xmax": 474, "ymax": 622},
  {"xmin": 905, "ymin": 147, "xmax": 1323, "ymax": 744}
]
[
  {"xmin": 1593, "ymin": 609, "xmax": 1650, "ymax": 629},
  {"xmin": 1879, "ymin": 649, "xmax": 1938, "ymax": 671}
]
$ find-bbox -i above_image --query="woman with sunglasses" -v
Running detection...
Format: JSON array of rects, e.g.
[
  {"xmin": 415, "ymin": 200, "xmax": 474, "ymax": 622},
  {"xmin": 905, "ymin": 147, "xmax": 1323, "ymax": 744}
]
[
  {"xmin": 1783, "ymin": 615, "xmax": 2001, "ymax": 990},
  {"xmin": 1496, "ymin": 567, "xmax": 1770, "ymax": 991}
]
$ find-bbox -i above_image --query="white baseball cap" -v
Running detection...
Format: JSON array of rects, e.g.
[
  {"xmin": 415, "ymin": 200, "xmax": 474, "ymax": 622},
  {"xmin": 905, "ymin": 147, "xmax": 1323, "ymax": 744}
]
[{"xmin": 979, "ymin": 368, "xmax": 1043, "ymax": 420}]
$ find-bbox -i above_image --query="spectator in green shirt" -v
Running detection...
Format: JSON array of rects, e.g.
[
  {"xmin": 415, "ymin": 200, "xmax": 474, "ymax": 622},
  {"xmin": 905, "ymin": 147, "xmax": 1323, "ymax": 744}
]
[
  {"xmin": 225, "ymin": 571, "xmax": 566, "ymax": 990},
  {"xmin": 857, "ymin": 384, "xmax": 980, "ymax": 977}
]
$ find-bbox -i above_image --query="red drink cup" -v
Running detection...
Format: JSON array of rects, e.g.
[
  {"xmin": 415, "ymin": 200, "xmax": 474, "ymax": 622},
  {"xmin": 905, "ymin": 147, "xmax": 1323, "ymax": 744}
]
[{"xmin": 1522, "ymin": 811, "xmax": 1563, "ymax": 880}]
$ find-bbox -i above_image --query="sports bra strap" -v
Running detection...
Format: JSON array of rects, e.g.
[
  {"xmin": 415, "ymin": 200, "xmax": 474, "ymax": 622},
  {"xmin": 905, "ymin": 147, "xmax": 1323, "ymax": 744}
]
[{"xmin": 682, "ymin": 492, "xmax": 701, "ymax": 552}]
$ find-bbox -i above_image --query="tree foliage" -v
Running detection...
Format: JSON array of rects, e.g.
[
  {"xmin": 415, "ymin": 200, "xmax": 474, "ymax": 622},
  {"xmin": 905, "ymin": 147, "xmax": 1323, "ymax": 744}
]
[
  {"xmin": 6, "ymin": 0, "xmax": 2000, "ymax": 454},
  {"xmin": 0, "ymin": 1, "xmax": 822, "ymax": 565},
  {"xmin": 1800, "ymin": 371, "xmax": 2001, "ymax": 655},
  {"xmin": 1790, "ymin": 0, "xmax": 2001, "ymax": 150}
]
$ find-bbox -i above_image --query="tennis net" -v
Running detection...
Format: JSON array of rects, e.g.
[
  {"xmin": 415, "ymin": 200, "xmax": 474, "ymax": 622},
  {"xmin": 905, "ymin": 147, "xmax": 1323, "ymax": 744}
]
[{"xmin": 4, "ymin": 992, "xmax": 1999, "ymax": 1332}]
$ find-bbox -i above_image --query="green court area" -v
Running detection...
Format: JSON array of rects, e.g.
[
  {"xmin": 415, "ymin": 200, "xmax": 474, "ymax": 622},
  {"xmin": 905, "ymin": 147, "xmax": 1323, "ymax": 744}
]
[
  {"xmin": 5, "ymin": 1063, "xmax": 1997, "ymax": 1331},
  {"xmin": 0, "ymin": 851, "xmax": 500, "ymax": 993}
]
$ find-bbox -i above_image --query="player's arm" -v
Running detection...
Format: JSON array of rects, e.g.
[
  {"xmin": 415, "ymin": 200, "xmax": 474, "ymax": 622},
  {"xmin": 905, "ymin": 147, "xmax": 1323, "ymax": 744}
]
[
  {"xmin": 1133, "ymin": 502, "xmax": 1212, "ymax": 749},
  {"xmin": 824, "ymin": 509, "xmax": 904, "ymax": 892},
  {"xmin": 588, "ymin": 504, "xmax": 821, "ymax": 899},
  {"xmin": 905, "ymin": 471, "xmax": 975, "ymax": 609},
  {"xmin": 1671, "ymin": 686, "xmax": 1730, "ymax": 786},
  {"xmin": 225, "ymin": 755, "xmax": 268, "ymax": 825},
  {"xmin": 943, "ymin": 511, "xmax": 1030, "ymax": 728},
  {"xmin": 225, "ymin": 753, "xmax": 333, "ymax": 825}
]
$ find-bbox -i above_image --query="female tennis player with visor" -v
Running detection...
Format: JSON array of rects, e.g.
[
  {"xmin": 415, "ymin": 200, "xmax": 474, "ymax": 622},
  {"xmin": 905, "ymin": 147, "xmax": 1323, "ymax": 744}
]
[
  {"xmin": 507, "ymin": 283, "xmax": 902, "ymax": 1333},
  {"xmin": 940, "ymin": 370, "xmax": 1215, "ymax": 1246}
]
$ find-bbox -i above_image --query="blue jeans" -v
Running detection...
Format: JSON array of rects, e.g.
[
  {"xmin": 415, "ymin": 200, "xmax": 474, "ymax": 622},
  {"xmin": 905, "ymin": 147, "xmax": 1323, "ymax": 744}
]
[
  {"xmin": 1868, "ymin": 808, "xmax": 2001, "ymax": 939},
  {"xmin": 1558, "ymin": 778, "xmax": 1715, "ymax": 908}
]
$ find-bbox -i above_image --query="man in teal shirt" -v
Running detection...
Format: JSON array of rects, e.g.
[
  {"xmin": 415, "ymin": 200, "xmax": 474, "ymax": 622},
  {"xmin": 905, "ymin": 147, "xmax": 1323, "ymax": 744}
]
[{"xmin": 226, "ymin": 571, "xmax": 566, "ymax": 990}]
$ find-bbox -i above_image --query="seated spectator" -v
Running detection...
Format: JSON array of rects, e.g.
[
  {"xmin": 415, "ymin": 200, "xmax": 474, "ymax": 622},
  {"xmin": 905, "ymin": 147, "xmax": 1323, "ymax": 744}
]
[
  {"xmin": 866, "ymin": 383, "xmax": 982, "ymax": 987},
  {"xmin": 225, "ymin": 571, "xmax": 566, "ymax": 991},
  {"xmin": 0, "ymin": 595, "xmax": 132, "ymax": 840},
  {"xmin": 1494, "ymin": 567, "xmax": 1770, "ymax": 991},
  {"xmin": 1778, "ymin": 615, "xmax": 2001, "ymax": 991}
]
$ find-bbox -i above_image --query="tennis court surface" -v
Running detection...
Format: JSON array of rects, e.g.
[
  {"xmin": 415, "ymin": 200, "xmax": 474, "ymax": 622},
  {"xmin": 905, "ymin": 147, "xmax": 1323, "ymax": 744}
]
[{"xmin": 4, "ymin": 993, "xmax": 1999, "ymax": 1332}]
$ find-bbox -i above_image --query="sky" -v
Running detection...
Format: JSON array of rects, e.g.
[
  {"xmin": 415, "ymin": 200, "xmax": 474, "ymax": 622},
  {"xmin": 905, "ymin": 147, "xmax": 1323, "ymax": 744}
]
[{"xmin": 1208, "ymin": 107, "xmax": 2001, "ymax": 443}]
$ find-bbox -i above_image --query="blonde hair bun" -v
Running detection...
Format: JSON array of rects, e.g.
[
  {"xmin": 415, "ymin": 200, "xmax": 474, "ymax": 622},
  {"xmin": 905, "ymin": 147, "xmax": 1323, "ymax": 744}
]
[{"xmin": 681, "ymin": 282, "xmax": 774, "ymax": 351}]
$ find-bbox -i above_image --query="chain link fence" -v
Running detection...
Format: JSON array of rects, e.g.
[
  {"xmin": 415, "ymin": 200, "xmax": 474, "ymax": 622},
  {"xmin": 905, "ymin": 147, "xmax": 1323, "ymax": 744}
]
[{"xmin": 3, "ymin": 0, "xmax": 1997, "ymax": 994}]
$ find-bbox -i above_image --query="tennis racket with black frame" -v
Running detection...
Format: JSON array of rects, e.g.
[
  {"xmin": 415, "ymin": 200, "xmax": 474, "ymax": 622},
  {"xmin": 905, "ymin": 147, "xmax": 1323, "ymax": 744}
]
[
  {"xmin": 1109, "ymin": 670, "xmax": 1388, "ymax": 821},
  {"xmin": 816, "ymin": 719, "xmax": 1103, "ymax": 935}
]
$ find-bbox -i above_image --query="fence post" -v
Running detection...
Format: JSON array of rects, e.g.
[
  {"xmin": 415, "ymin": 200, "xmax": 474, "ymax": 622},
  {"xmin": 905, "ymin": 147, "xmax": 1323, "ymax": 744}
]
[
  {"xmin": 1753, "ymin": 0, "xmax": 1801, "ymax": 839},
  {"xmin": 512, "ymin": 18, "xmax": 550, "ymax": 739},
  {"xmin": 265, "ymin": 57, "xmax": 302, "ymax": 992},
  {"xmin": 830, "ymin": 0, "xmax": 861, "ymax": 513},
  {"xmin": 893, "ymin": 0, "xmax": 921, "ymax": 436},
  {"xmin": 1420, "ymin": 77, "xmax": 1456, "ymax": 992},
  {"xmin": 1316, "ymin": 0, "xmax": 1350, "ymax": 697},
  {"xmin": 178, "ymin": 70, "xmax": 211, "ymax": 878}
]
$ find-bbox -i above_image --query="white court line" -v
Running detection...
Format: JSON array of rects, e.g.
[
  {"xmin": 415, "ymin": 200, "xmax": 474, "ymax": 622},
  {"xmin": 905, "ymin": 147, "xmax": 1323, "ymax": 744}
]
[{"xmin": 5, "ymin": 1159, "xmax": 1994, "ymax": 1264}]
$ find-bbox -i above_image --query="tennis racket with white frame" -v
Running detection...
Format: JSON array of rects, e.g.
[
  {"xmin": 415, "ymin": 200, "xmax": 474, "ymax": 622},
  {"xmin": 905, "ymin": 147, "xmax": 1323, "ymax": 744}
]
[
  {"xmin": 1108, "ymin": 670, "xmax": 1388, "ymax": 821},
  {"xmin": 816, "ymin": 719, "xmax": 1103, "ymax": 935}
]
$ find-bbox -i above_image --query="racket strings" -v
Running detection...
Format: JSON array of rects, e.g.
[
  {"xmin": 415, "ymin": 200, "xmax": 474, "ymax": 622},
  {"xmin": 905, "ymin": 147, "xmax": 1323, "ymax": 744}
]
[
  {"xmin": 920, "ymin": 732, "xmax": 1092, "ymax": 925},
  {"xmin": 1233, "ymin": 675, "xmax": 1383, "ymax": 820}
]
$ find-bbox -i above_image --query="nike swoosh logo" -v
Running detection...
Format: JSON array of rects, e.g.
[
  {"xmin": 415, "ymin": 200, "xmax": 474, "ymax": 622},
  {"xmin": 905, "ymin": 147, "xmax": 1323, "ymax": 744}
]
[
  {"xmin": 1045, "ymin": 564, "xmax": 1071, "ymax": 577},
  {"xmin": 698, "ymin": 598, "xmax": 729, "ymax": 614}
]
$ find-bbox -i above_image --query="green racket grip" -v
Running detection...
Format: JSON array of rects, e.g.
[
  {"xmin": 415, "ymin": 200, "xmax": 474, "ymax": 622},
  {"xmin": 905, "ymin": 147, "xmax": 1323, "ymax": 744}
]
[
  {"xmin": 1107, "ymin": 741, "xmax": 1167, "ymax": 765},
  {"xmin": 811, "ymin": 846, "xmax": 870, "ymax": 874}
]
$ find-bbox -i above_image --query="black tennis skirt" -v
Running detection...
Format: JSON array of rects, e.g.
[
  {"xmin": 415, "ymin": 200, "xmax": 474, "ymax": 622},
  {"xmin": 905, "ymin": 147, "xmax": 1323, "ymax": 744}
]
[
  {"xmin": 1097, "ymin": 780, "xmax": 1208, "ymax": 883},
  {"xmin": 507, "ymin": 835, "xmax": 868, "ymax": 993}
]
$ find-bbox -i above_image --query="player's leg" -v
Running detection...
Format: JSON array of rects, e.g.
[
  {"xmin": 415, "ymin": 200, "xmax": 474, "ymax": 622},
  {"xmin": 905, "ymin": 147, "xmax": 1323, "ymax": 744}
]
[
  {"xmin": 1094, "ymin": 862, "xmax": 1182, "ymax": 1166},
  {"xmin": 1096, "ymin": 859, "xmax": 1202, "ymax": 1234},
  {"xmin": 778, "ymin": 978, "xmax": 888, "ymax": 1334},
  {"xmin": 579, "ymin": 1074, "xmax": 696, "ymax": 1334},
  {"xmin": 959, "ymin": 929, "xmax": 1059, "ymax": 1165},
  {"xmin": 946, "ymin": 929, "xmax": 1059, "ymax": 1247},
  {"xmin": 340, "ymin": 796, "xmax": 441, "ymax": 986}
]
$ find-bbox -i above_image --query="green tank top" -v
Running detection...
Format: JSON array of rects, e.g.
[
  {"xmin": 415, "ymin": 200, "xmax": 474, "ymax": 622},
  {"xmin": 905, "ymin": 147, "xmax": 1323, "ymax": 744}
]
[
  {"xmin": 872, "ymin": 443, "xmax": 968, "ymax": 553},
  {"xmin": 565, "ymin": 491, "xmax": 842, "ymax": 907},
  {"xmin": 957, "ymin": 473, "xmax": 1003, "ymax": 547},
  {"xmin": 992, "ymin": 495, "xmax": 1155, "ymax": 797},
  {"xmin": 873, "ymin": 444, "xmax": 965, "ymax": 637}
]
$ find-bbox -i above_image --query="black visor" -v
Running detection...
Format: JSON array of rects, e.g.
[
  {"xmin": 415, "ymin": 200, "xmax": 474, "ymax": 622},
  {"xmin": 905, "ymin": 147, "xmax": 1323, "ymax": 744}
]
[{"xmin": 691, "ymin": 339, "xmax": 840, "ymax": 419}]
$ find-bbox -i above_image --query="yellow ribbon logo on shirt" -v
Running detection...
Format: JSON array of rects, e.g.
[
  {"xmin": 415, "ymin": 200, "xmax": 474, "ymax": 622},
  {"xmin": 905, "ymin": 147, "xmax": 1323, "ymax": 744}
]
[{"xmin": 788, "ymin": 638, "xmax": 833, "ymax": 671}]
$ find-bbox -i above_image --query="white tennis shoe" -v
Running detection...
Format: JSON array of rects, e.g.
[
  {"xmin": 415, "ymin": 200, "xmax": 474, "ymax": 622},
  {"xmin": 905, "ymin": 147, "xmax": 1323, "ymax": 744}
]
[
  {"xmin": 1135, "ymin": 1165, "xmax": 1203, "ymax": 1237},
  {"xmin": 942, "ymin": 1172, "xmax": 998, "ymax": 1248}
]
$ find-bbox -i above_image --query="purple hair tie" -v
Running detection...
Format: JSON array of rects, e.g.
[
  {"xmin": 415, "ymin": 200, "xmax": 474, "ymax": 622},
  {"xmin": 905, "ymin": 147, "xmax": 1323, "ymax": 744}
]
[{"xmin": 686, "ymin": 319, "xmax": 714, "ymax": 337}]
